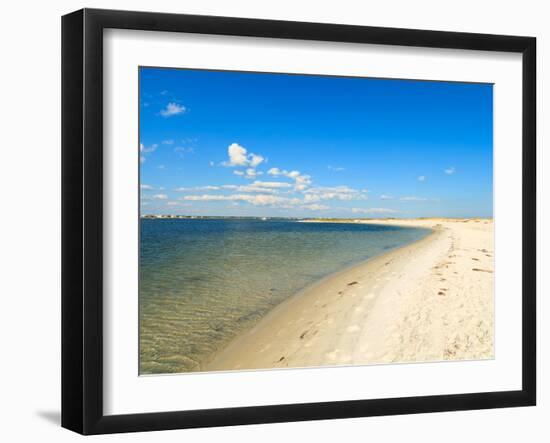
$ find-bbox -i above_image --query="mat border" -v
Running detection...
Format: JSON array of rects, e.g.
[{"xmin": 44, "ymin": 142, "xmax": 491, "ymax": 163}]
[{"xmin": 61, "ymin": 8, "xmax": 536, "ymax": 435}]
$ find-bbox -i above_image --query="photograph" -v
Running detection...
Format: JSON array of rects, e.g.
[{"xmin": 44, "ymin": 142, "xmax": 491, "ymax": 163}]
[{"xmin": 138, "ymin": 67, "xmax": 494, "ymax": 375}]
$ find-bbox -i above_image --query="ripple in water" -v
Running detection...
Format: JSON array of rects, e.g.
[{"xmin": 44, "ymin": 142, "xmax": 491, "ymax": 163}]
[{"xmin": 139, "ymin": 219, "xmax": 429, "ymax": 374}]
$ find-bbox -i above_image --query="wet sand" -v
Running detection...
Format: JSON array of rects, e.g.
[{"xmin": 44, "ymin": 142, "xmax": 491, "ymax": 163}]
[{"xmin": 203, "ymin": 218, "xmax": 494, "ymax": 372}]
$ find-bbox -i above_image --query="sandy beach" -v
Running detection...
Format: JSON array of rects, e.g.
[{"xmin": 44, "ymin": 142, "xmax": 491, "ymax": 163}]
[{"xmin": 203, "ymin": 218, "xmax": 494, "ymax": 372}]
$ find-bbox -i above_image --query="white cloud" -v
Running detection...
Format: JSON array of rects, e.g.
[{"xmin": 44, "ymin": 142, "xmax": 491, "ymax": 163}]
[
  {"xmin": 140, "ymin": 143, "xmax": 158, "ymax": 153},
  {"xmin": 444, "ymin": 166, "xmax": 456, "ymax": 175},
  {"xmin": 160, "ymin": 102, "xmax": 186, "ymax": 117},
  {"xmin": 223, "ymin": 143, "xmax": 264, "ymax": 168},
  {"xmin": 294, "ymin": 174, "xmax": 312, "ymax": 190},
  {"xmin": 162, "ymin": 139, "xmax": 174, "ymax": 145},
  {"xmin": 266, "ymin": 167, "xmax": 312, "ymax": 190},
  {"xmin": 380, "ymin": 194, "xmax": 394, "ymax": 200},
  {"xmin": 267, "ymin": 167, "xmax": 282, "ymax": 176},
  {"xmin": 175, "ymin": 184, "xmax": 287, "ymax": 194},
  {"xmin": 249, "ymin": 153, "xmax": 265, "ymax": 168},
  {"xmin": 180, "ymin": 193, "xmax": 300, "ymax": 206},
  {"xmin": 418, "ymin": 175, "xmax": 426, "ymax": 182},
  {"xmin": 233, "ymin": 170, "xmax": 244, "ymax": 176},
  {"xmin": 221, "ymin": 184, "xmax": 277, "ymax": 194},
  {"xmin": 152, "ymin": 194, "xmax": 168, "ymax": 200},
  {"xmin": 400, "ymin": 196, "xmax": 427, "ymax": 201},
  {"xmin": 140, "ymin": 184, "xmax": 154, "ymax": 190},
  {"xmin": 303, "ymin": 186, "xmax": 366, "ymax": 201},
  {"xmin": 166, "ymin": 201, "xmax": 180, "ymax": 206},
  {"xmin": 351, "ymin": 207, "xmax": 398, "ymax": 214},
  {"xmin": 226, "ymin": 143, "xmax": 248, "ymax": 166},
  {"xmin": 244, "ymin": 168, "xmax": 263, "ymax": 179},
  {"xmin": 286, "ymin": 170, "xmax": 300, "ymax": 179},
  {"xmin": 328, "ymin": 166, "xmax": 345, "ymax": 172},
  {"xmin": 251, "ymin": 181, "xmax": 292, "ymax": 189},
  {"xmin": 174, "ymin": 186, "xmax": 221, "ymax": 191},
  {"xmin": 302, "ymin": 204, "xmax": 330, "ymax": 211}
]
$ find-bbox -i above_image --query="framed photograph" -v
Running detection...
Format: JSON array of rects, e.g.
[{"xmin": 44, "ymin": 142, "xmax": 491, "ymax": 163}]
[{"xmin": 61, "ymin": 8, "xmax": 536, "ymax": 435}]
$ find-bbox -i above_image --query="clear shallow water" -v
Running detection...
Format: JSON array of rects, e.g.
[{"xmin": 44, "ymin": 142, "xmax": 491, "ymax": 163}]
[{"xmin": 139, "ymin": 219, "xmax": 429, "ymax": 374}]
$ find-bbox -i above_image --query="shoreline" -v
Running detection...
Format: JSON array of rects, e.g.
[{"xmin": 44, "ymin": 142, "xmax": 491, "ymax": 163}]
[{"xmin": 202, "ymin": 218, "xmax": 494, "ymax": 372}]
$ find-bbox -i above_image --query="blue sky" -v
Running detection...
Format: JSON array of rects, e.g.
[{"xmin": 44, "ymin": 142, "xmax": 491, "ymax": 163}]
[{"xmin": 139, "ymin": 67, "xmax": 493, "ymax": 218}]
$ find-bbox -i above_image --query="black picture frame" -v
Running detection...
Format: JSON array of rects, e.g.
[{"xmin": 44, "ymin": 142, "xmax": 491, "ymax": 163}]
[{"xmin": 61, "ymin": 8, "xmax": 536, "ymax": 435}]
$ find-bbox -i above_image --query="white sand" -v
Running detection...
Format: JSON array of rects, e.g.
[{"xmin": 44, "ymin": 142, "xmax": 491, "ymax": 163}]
[{"xmin": 203, "ymin": 218, "xmax": 494, "ymax": 372}]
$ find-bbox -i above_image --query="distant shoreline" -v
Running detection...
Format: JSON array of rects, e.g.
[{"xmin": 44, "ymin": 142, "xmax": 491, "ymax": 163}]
[
  {"xmin": 203, "ymin": 218, "xmax": 494, "ymax": 372},
  {"xmin": 141, "ymin": 214, "xmax": 493, "ymax": 222}
]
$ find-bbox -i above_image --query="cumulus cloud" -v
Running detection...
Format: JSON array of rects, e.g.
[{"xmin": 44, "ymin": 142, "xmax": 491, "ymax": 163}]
[
  {"xmin": 266, "ymin": 167, "xmax": 312, "ymax": 190},
  {"xmin": 152, "ymin": 194, "xmax": 168, "ymax": 200},
  {"xmin": 380, "ymin": 194, "xmax": 394, "ymax": 200},
  {"xmin": 294, "ymin": 174, "xmax": 312, "ymax": 191},
  {"xmin": 226, "ymin": 143, "xmax": 248, "ymax": 166},
  {"xmin": 249, "ymin": 153, "xmax": 264, "ymax": 168},
  {"xmin": 160, "ymin": 102, "xmax": 186, "ymax": 117},
  {"xmin": 175, "ymin": 183, "xmax": 290, "ymax": 194},
  {"xmin": 418, "ymin": 175, "xmax": 426, "ymax": 182},
  {"xmin": 444, "ymin": 166, "xmax": 456, "ymax": 175},
  {"xmin": 140, "ymin": 184, "xmax": 154, "ymax": 190},
  {"xmin": 223, "ymin": 143, "xmax": 264, "ymax": 168},
  {"xmin": 267, "ymin": 167, "xmax": 282, "ymax": 176},
  {"xmin": 243, "ymin": 168, "xmax": 263, "ymax": 179},
  {"xmin": 303, "ymin": 186, "xmax": 366, "ymax": 202},
  {"xmin": 180, "ymin": 193, "xmax": 300, "ymax": 207}
]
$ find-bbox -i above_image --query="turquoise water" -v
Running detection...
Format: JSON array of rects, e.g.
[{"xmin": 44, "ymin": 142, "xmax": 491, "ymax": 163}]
[{"xmin": 139, "ymin": 219, "xmax": 429, "ymax": 374}]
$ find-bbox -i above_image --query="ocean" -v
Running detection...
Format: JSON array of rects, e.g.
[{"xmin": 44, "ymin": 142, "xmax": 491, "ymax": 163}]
[{"xmin": 139, "ymin": 218, "xmax": 430, "ymax": 374}]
